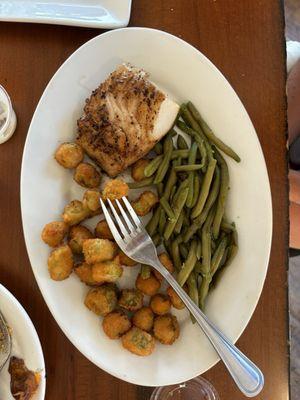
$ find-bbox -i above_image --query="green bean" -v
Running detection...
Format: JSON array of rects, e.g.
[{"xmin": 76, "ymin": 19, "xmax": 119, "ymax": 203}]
[
  {"xmin": 212, "ymin": 147, "xmax": 229, "ymax": 239},
  {"xmin": 211, "ymin": 236, "xmax": 228, "ymax": 276},
  {"xmin": 171, "ymin": 236, "xmax": 183, "ymax": 271},
  {"xmin": 198, "ymin": 138, "xmax": 207, "ymax": 172},
  {"xmin": 146, "ymin": 205, "xmax": 161, "ymax": 236},
  {"xmin": 232, "ymin": 228, "xmax": 238, "ymax": 246},
  {"xmin": 196, "ymin": 166, "xmax": 220, "ymax": 221},
  {"xmin": 127, "ymin": 101, "xmax": 239, "ymax": 312},
  {"xmin": 183, "ymin": 210, "xmax": 190, "ymax": 227},
  {"xmin": 211, "ymin": 244, "xmax": 238, "ymax": 288},
  {"xmin": 222, "ymin": 221, "xmax": 237, "ymax": 244},
  {"xmin": 220, "ymin": 246, "xmax": 229, "ymax": 267},
  {"xmin": 183, "ymin": 167, "xmax": 220, "ymax": 242},
  {"xmin": 190, "ymin": 173, "xmax": 200, "ymax": 208},
  {"xmin": 164, "ymin": 185, "xmax": 189, "ymax": 240},
  {"xmin": 198, "ymin": 207, "xmax": 216, "ymax": 309},
  {"xmin": 211, "ymin": 239, "xmax": 216, "ymax": 253},
  {"xmin": 174, "ymin": 164, "xmax": 203, "ymax": 172},
  {"xmin": 181, "ymin": 228, "xmax": 189, "ymax": 244},
  {"xmin": 201, "ymin": 207, "xmax": 215, "ymax": 275},
  {"xmin": 154, "ymin": 142, "xmax": 163, "ymax": 155},
  {"xmin": 178, "ymin": 114, "xmax": 210, "ymax": 140},
  {"xmin": 170, "ymin": 186, "xmax": 177, "ymax": 202},
  {"xmin": 194, "ymin": 261, "xmax": 205, "ymax": 274},
  {"xmin": 201, "ymin": 233, "xmax": 211, "ymax": 281},
  {"xmin": 163, "ymin": 159, "xmax": 180, "ymax": 200},
  {"xmin": 160, "ymin": 197, "xmax": 176, "ymax": 221},
  {"xmin": 158, "ymin": 208, "xmax": 166, "ymax": 236},
  {"xmin": 214, "ymin": 230, "xmax": 226, "ymax": 248},
  {"xmin": 183, "ymin": 142, "xmax": 197, "ymax": 208},
  {"xmin": 183, "ymin": 223, "xmax": 198, "ymax": 243},
  {"xmin": 156, "ymin": 182, "xmax": 164, "ymax": 197},
  {"xmin": 187, "ymin": 101, "xmax": 241, "ymax": 162},
  {"xmin": 177, "ymin": 110, "xmax": 212, "ymax": 164},
  {"xmin": 187, "ymin": 271, "xmax": 199, "ymax": 304},
  {"xmin": 204, "ymin": 134, "xmax": 215, "ymax": 159},
  {"xmin": 171, "ymin": 149, "xmax": 189, "ymax": 159},
  {"xmin": 173, "ymin": 156, "xmax": 182, "ymax": 165},
  {"xmin": 141, "ymin": 264, "xmax": 151, "ymax": 279},
  {"xmin": 176, "ymin": 173, "xmax": 188, "ymax": 184},
  {"xmin": 196, "ymin": 241, "xmax": 202, "ymax": 260},
  {"xmin": 163, "ymin": 132, "xmax": 174, "ymax": 150},
  {"xmin": 177, "ymin": 120, "xmax": 212, "ymax": 170},
  {"xmin": 179, "ymin": 243, "xmax": 189, "ymax": 259},
  {"xmin": 177, "ymin": 119, "xmax": 204, "ymax": 142},
  {"xmin": 174, "ymin": 212, "xmax": 184, "ymax": 234},
  {"xmin": 152, "ymin": 233, "xmax": 161, "ymax": 247},
  {"xmin": 187, "ymin": 271, "xmax": 198, "ymax": 323},
  {"xmin": 163, "ymin": 238, "xmax": 172, "ymax": 254},
  {"xmin": 180, "ymin": 104, "xmax": 204, "ymax": 135},
  {"xmin": 187, "ymin": 206, "xmax": 192, "ymax": 217},
  {"xmin": 223, "ymin": 244, "xmax": 237, "ymax": 267},
  {"xmin": 173, "ymin": 179, "xmax": 189, "ymax": 202},
  {"xmin": 220, "ymin": 220, "xmax": 236, "ymax": 232},
  {"xmin": 201, "ymin": 165, "xmax": 220, "ymax": 209},
  {"xmin": 128, "ymin": 177, "xmax": 154, "ymax": 188},
  {"xmin": 199, "ymin": 275, "xmax": 211, "ymax": 310},
  {"xmin": 224, "ymin": 244, "xmax": 238, "ymax": 268},
  {"xmin": 177, "ymin": 134, "xmax": 189, "ymax": 149},
  {"xmin": 154, "ymin": 136, "xmax": 173, "ymax": 184},
  {"xmin": 177, "ymin": 240, "xmax": 198, "ymax": 286},
  {"xmin": 191, "ymin": 157, "xmax": 217, "ymax": 218},
  {"xmin": 185, "ymin": 166, "xmax": 196, "ymax": 203},
  {"xmin": 144, "ymin": 155, "xmax": 163, "ymax": 177},
  {"xmin": 167, "ymin": 128, "xmax": 177, "ymax": 138}
]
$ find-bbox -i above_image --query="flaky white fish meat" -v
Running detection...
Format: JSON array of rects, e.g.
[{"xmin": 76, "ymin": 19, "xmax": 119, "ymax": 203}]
[{"xmin": 77, "ymin": 64, "xmax": 179, "ymax": 177}]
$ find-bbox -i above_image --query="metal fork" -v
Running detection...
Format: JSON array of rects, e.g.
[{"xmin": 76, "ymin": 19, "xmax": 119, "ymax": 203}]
[
  {"xmin": 0, "ymin": 310, "xmax": 12, "ymax": 371},
  {"xmin": 100, "ymin": 197, "xmax": 264, "ymax": 398}
]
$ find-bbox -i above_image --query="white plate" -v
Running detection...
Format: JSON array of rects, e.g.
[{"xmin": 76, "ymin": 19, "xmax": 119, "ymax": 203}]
[
  {"xmin": 0, "ymin": 1, "xmax": 132, "ymax": 29},
  {"xmin": 21, "ymin": 27, "xmax": 272, "ymax": 386},
  {"xmin": 0, "ymin": 284, "xmax": 45, "ymax": 399}
]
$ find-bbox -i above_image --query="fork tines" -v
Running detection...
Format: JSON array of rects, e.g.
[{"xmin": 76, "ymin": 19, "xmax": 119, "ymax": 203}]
[{"xmin": 100, "ymin": 197, "xmax": 142, "ymax": 241}]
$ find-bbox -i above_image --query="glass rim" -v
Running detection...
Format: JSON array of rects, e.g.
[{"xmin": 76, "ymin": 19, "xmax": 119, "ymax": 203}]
[
  {"xmin": 150, "ymin": 376, "xmax": 220, "ymax": 400},
  {"xmin": 0, "ymin": 84, "xmax": 13, "ymax": 135}
]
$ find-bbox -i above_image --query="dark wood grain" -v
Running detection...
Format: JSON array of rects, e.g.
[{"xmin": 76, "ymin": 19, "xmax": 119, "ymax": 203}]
[{"xmin": 0, "ymin": 1, "xmax": 288, "ymax": 399}]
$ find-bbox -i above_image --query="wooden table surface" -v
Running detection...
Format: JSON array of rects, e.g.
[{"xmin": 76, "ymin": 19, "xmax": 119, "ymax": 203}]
[{"xmin": 0, "ymin": 1, "xmax": 289, "ymax": 399}]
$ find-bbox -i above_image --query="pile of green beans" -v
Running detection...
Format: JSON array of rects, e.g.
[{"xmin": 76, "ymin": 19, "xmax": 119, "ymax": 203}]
[{"xmin": 140, "ymin": 102, "xmax": 239, "ymax": 311}]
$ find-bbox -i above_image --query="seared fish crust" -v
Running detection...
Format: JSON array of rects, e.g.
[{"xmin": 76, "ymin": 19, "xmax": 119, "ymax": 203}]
[{"xmin": 77, "ymin": 64, "xmax": 179, "ymax": 176}]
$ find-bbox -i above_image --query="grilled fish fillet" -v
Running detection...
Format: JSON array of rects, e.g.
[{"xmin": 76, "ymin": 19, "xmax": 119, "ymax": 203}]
[{"xmin": 77, "ymin": 64, "xmax": 179, "ymax": 177}]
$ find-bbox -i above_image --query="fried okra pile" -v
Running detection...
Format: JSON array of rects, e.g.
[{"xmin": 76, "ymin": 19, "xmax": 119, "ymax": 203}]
[{"xmin": 41, "ymin": 143, "xmax": 186, "ymax": 356}]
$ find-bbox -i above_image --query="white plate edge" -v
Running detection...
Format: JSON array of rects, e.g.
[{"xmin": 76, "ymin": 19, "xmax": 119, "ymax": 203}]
[
  {"xmin": 19, "ymin": 27, "xmax": 273, "ymax": 386},
  {"xmin": 0, "ymin": 0, "xmax": 132, "ymax": 29},
  {"xmin": 0, "ymin": 283, "xmax": 46, "ymax": 398}
]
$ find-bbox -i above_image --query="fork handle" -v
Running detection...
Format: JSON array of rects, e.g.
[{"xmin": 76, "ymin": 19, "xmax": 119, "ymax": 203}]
[{"xmin": 152, "ymin": 261, "xmax": 264, "ymax": 398}]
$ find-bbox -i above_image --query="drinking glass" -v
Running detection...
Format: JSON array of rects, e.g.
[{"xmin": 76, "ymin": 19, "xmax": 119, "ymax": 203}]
[
  {"xmin": 150, "ymin": 377, "xmax": 220, "ymax": 400},
  {"xmin": 0, "ymin": 85, "xmax": 17, "ymax": 144}
]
